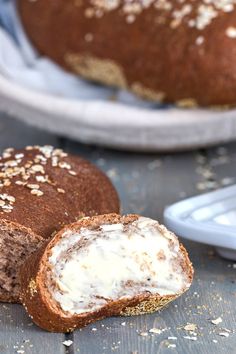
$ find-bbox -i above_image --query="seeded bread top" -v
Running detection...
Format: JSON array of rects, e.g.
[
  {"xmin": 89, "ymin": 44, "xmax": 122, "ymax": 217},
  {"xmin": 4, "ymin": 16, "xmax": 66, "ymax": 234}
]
[
  {"xmin": 0, "ymin": 145, "xmax": 119, "ymax": 237},
  {"xmin": 19, "ymin": 0, "xmax": 236, "ymax": 106}
]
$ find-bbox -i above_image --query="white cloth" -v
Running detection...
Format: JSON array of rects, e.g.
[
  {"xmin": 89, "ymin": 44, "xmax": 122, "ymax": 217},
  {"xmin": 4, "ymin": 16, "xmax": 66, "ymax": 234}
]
[{"xmin": 0, "ymin": 0, "xmax": 160, "ymax": 108}]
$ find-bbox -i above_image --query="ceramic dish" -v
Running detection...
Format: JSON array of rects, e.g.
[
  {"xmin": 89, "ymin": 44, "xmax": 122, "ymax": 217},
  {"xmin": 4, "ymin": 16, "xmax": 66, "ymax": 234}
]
[{"xmin": 164, "ymin": 185, "xmax": 236, "ymax": 260}]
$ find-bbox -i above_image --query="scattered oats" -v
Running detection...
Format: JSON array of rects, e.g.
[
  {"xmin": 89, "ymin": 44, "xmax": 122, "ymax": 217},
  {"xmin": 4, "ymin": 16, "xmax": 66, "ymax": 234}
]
[
  {"xmin": 91, "ymin": 327, "xmax": 97, "ymax": 331},
  {"xmin": 5, "ymin": 160, "xmax": 18, "ymax": 167},
  {"xmin": 211, "ymin": 317, "xmax": 222, "ymax": 325},
  {"xmin": 57, "ymin": 188, "xmax": 65, "ymax": 194},
  {"xmin": 140, "ymin": 332, "xmax": 149, "ymax": 336},
  {"xmin": 184, "ymin": 323, "xmax": 197, "ymax": 331},
  {"xmin": 16, "ymin": 350, "xmax": 25, "ymax": 354},
  {"xmin": 36, "ymin": 175, "xmax": 47, "ymax": 183},
  {"xmin": 26, "ymin": 146, "xmax": 33, "ymax": 150},
  {"xmin": 35, "ymin": 154, "xmax": 47, "ymax": 162},
  {"xmin": 226, "ymin": 26, "xmax": 236, "ymax": 38},
  {"xmin": 4, "ymin": 179, "xmax": 11, "ymax": 186},
  {"xmin": 221, "ymin": 328, "xmax": 231, "ymax": 333},
  {"xmin": 15, "ymin": 153, "xmax": 24, "ymax": 159},
  {"xmin": 31, "ymin": 189, "xmax": 44, "ymax": 196},
  {"xmin": 183, "ymin": 336, "xmax": 197, "ymax": 341},
  {"xmin": 149, "ymin": 328, "xmax": 162, "ymax": 334},
  {"xmin": 59, "ymin": 162, "xmax": 71, "ymax": 170},
  {"xmin": 31, "ymin": 165, "xmax": 45, "ymax": 173},
  {"xmin": 168, "ymin": 336, "xmax": 177, "ymax": 340},
  {"xmin": 121, "ymin": 322, "xmax": 126, "ymax": 326},
  {"xmin": 221, "ymin": 177, "xmax": 234, "ymax": 186},
  {"xmin": 219, "ymin": 332, "xmax": 229, "ymax": 337},
  {"xmin": 7, "ymin": 196, "xmax": 15, "ymax": 203},
  {"xmin": 2, "ymin": 152, "xmax": 11, "ymax": 159},
  {"xmin": 106, "ymin": 168, "xmax": 118, "ymax": 178},
  {"xmin": 27, "ymin": 184, "xmax": 40, "ymax": 190},
  {"xmin": 62, "ymin": 340, "xmax": 73, "ymax": 347},
  {"xmin": 167, "ymin": 343, "xmax": 176, "ymax": 348},
  {"xmin": 213, "ymin": 339, "xmax": 218, "ymax": 343},
  {"xmin": 69, "ymin": 170, "xmax": 77, "ymax": 176},
  {"xmin": 196, "ymin": 36, "xmax": 204, "ymax": 45}
]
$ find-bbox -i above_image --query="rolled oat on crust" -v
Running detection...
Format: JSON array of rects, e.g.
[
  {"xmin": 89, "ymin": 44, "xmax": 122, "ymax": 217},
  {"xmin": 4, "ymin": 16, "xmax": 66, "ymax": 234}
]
[
  {"xmin": 0, "ymin": 146, "xmax": 119, "ymax": 303},
  {"xmin": 20, "ymin": 214, "xmax": 193, "ymax": 332}
]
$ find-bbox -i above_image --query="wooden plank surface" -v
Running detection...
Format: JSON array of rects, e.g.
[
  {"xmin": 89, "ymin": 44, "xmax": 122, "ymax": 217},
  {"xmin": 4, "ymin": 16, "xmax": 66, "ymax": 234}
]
[{"xmin": 0, "ymin": 114, "xmax": 235, "ymax": 353}]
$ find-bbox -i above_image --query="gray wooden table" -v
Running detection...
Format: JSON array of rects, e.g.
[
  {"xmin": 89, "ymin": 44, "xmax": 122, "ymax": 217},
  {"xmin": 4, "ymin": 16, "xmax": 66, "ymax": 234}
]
[{"xmin": 0, "ymin": 113, "xmax": 235, "ymax": 354}]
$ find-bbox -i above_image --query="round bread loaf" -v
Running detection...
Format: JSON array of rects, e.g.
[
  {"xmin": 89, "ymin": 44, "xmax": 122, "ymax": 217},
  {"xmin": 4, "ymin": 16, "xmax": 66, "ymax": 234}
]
[
  {"xmin": 18, "ymin": 0, "xmax": 236, "ymax": 107},
  {"xmin": 20, "ymin": 214, "xmax": 193, "ymax": 332},
  {"xmin": 0, "ymin": 146, "xmax": 119, "ymax": 302}
]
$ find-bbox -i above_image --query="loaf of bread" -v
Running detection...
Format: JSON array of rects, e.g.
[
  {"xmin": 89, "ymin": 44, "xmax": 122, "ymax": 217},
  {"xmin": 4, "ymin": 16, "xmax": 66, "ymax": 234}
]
[
  {"xmin": 18, "ymin": 0, "xmax": 236, "ymax": 107},
  {"xmin": 20, "ymin": 214, "xmax": 193, "ymax": 332},
  {"xmin": 0, "ymin": 146, "xmax": 119, "ymax": 303}
]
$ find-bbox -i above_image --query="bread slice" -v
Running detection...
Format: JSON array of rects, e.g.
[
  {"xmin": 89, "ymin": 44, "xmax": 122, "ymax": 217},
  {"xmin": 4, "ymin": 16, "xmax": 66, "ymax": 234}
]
[
  {"xmin": 20, "ymin": 214, "xmax": 193, "ymax": 332},
  {"xmin": 0, "ymin": 146, "xmax": 119, "ymax": 302}
]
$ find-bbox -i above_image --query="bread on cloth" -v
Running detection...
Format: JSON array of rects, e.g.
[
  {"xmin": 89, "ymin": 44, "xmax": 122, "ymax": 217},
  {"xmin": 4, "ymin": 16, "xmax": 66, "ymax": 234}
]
[
  {"xmin": 0, "ymin": 146, "xmax": 119, "ymax": 303},
  {"xmin": 18, "ymin": 0, "xmax": 236, "ymax": 107},
  {"xmin": 20, "ymin": 213, "xmax": 193, "ymax": 332}
]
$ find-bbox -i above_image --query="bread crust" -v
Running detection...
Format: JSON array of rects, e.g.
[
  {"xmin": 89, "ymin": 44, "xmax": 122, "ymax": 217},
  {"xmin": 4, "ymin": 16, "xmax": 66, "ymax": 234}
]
[
  {"xmin": 20, "ymin": 214, "xmax": 193, "ymax": 332},
  {"xmin": 0, "ymin": 146, "xmax": 119, "ymax": 302},
  {"xmin": 18, "ymin": 0, "xmax": 236, "ymax": 106}
]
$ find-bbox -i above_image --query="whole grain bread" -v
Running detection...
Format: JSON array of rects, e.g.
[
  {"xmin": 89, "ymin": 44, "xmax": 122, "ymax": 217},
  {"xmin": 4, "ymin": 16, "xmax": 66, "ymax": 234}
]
[
  {"xmin": 0, "ymin": 146, "xmax": 119, "ymax": 302},
  {"xmin": 20, "ymin": 213, "xmax": 193, "ymax": 332},
  {"xmin": 18, "ymin": 0, "xmax": 236, "ymax": 107}
]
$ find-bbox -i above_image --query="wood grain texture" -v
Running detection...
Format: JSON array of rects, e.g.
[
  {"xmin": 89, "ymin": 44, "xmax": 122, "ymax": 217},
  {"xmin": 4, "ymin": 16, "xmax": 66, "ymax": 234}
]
[{"xmin": 0, "ymin": 114, "xmax": 235, "ymax": 353}]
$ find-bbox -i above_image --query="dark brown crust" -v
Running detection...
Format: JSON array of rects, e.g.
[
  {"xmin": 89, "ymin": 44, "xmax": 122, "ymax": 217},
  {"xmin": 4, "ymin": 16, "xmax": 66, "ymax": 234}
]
[
  {"xmin": 0, "ymin": 146, "xmax": 119, "ymax": 302},
  {"xmin": 0, "ymin": 148, "xmax": 119, "ymax": 238},
  {"xmin": 18, "ymin": 0, "xmax": 236, "ymax": 107},
  {"xmin": 20, "ymin": 214, "xmax": 193, "ymax": 332}
]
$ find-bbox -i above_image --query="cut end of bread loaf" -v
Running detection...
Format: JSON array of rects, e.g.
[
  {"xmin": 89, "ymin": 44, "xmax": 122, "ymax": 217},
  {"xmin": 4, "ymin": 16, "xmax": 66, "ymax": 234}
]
[
  {"xmin": 0, "ymin": 145, "xmax": 119, "ymax": 302},
  {"xmin": 0, "ymin": 221, "xmax": 43, "ymax": 302},
  {"xmin": 20, "ymin": 214, "xmax": 193, "ymax": 332}
]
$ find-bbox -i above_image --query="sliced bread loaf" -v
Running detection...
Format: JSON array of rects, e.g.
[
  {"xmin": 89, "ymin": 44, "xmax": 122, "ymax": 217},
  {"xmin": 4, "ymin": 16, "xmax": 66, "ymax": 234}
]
[{"xmin": 20, "ymin": 214, "xmax": 193, "ymax": 332}]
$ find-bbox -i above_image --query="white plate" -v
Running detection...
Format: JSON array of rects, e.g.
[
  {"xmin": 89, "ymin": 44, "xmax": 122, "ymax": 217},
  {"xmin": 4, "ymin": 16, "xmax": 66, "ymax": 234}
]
[
  {"xmin": 2, "ymin": 72, "xmax": 236, "ymax": 151},
  {"xmin": 164, "ymin": 185, "xmax": 236, "ymax": 260},
  {"xmin": 1, "ymin": 2, "xmax": 236, "ymax": 151}
]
